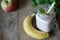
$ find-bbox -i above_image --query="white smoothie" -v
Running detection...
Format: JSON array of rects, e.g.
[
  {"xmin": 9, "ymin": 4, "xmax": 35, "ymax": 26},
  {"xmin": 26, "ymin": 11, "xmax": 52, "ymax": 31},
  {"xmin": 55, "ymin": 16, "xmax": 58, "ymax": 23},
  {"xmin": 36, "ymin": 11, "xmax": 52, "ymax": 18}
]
[{"xmin": 36, "ymin": 7, "xmax": 56, "ymax": 32}]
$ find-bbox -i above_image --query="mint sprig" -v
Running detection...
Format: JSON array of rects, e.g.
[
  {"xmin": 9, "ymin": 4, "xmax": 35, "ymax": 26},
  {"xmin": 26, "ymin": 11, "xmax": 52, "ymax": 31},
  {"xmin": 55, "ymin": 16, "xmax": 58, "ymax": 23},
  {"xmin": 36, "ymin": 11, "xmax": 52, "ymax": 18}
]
[
  {"xmin": 39, "ymin": 8, "xmax": 50, "ymax": 16},
  {"xmin": 39, "ymin": 8, "xmax": 45, "ymax": 13}
]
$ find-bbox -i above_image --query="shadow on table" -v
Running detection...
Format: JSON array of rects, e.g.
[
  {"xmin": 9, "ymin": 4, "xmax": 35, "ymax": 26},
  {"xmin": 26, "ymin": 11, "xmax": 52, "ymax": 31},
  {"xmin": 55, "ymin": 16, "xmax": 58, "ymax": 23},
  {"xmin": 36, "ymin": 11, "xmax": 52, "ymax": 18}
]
[
  {"xmin": 32, "ymin": 13, "xmax": 60, "ymax": 39},
  {"xmin": 16, "ymin": 0, "xmax": 28, "ymax": 10}
]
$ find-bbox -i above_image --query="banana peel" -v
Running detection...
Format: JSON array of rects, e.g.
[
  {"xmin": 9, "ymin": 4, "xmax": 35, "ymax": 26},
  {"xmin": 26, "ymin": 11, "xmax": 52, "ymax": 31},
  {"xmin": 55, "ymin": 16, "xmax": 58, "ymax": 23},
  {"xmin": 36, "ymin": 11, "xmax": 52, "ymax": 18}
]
[{"xmin": 23, "ymin": 14, "xmax": 49, "ymax": 39}]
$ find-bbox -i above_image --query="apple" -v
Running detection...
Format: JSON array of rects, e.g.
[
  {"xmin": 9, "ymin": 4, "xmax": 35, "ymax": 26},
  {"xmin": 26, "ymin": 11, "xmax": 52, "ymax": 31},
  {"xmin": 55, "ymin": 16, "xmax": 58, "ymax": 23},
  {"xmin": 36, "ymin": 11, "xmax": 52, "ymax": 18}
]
[{"xmin": 1, "ymin": 0, "xmax": 16, "ymax": 12}]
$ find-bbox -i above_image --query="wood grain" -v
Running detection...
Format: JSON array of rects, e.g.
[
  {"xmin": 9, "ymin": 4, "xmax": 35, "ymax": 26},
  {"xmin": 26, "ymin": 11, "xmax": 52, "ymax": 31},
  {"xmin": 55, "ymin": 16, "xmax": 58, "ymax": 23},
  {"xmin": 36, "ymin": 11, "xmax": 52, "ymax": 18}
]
[{"xmin": 0, "ymin": 0, "xmax": 60, "ymax": 40}]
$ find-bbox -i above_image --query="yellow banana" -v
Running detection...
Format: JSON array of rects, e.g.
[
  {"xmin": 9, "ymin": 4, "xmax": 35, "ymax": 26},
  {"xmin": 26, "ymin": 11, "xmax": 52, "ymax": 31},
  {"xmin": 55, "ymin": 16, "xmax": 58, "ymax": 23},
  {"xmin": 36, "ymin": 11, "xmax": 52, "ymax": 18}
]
[{"xmin": 23, "ymin": 14, "xmax": 49, "ymax": 39}]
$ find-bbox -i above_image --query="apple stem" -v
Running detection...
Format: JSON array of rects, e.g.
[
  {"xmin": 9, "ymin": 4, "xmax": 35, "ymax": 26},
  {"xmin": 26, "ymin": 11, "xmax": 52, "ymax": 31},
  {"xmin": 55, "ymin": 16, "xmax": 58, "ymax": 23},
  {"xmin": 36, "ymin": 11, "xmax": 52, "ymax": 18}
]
[{"xmin": 47, "ymin": 2, "xmax": 56, "ymax": 14}]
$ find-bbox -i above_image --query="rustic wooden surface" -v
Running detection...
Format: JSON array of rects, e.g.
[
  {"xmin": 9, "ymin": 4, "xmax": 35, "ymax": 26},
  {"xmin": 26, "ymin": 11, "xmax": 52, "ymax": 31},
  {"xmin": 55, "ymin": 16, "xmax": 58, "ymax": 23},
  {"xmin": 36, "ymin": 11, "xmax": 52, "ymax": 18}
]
[{"xmin": 0, "ymin": 0, "xmax": 60, "ymax": 40}]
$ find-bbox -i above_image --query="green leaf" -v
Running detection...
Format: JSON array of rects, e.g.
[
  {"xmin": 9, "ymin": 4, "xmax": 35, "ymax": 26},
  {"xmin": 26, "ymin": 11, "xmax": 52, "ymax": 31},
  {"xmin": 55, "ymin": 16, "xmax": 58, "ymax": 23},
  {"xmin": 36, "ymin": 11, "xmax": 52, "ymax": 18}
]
[
  {"xmin": 39, "ymin": 8, "xmax": 50, "ymax": 16},
  {"xmin": 32, "ymin": 1, "xmax": 37, "ymax": 8},
  {"xmin": 46, "ymin": 13, "xmax": 50, "ymax": 16},
  {"xmin": 40, "ymin": 0, "xmax": 45, "ymax": 4},
  {"xmin": 39, "ymin": 8, "xmax": 45, "ymax": 13},
  {"xmin": 35, "ymin": 0, "xmax": 40, "ymax": 4},
  {"xmin": 45, "ymin": 0, "xmax": 50, "ymax": 4},
  {"xmin": 50, "ymin": 0, "xmax": 55, "ymax": 3}
]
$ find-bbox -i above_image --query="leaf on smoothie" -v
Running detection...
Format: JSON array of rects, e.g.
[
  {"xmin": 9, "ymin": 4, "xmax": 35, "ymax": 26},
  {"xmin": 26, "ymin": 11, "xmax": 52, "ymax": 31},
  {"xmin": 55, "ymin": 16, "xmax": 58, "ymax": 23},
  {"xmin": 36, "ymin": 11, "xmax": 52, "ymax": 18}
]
[{"xmin": 39, "ymin": 8, "xmax": 45, "ymax": 13}]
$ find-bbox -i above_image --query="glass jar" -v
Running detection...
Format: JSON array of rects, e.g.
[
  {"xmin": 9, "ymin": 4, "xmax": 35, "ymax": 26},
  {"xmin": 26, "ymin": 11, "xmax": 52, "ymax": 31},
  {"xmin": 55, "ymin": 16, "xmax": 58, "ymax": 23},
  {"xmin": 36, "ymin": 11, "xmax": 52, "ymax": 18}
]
[{"xmin": 36, "ymin": 5, "xmax": 56, "ymax": 32}]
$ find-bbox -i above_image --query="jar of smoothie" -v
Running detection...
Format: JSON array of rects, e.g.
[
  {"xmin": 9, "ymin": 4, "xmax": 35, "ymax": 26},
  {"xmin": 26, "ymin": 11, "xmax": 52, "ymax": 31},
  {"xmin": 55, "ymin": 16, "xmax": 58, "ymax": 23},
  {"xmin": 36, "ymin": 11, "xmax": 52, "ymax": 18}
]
[{"xmin": 36, "ymin": 5, "xmax": 56, "ymax": 32}]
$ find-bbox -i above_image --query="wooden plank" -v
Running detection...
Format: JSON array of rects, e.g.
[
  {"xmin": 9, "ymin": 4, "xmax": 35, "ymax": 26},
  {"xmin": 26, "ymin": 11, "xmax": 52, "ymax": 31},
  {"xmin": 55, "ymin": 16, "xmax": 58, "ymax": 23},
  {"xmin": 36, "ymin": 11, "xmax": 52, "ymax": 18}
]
[
  {"xmin": 1, "ymin": 12, "xmax": 18, "ymax": 40},
  {"xmin": 18, "ymin": 0, "xmax": 36, "ymax": 40},
  {"xmin": 18, "ymin": 0, "xmax": 60, "ymax": 40},
  {"xmin": 0, "ymin": 0, "xmax": 60, "ymax": 40}
]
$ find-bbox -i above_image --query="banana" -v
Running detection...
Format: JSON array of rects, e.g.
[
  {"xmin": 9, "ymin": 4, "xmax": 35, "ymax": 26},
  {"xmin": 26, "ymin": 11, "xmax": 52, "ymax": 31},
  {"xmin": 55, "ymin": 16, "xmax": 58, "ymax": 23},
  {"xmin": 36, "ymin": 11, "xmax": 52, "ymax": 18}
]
[{"xmin": 23, "ymin": 14, "xmax": 49, "ymax": 39}]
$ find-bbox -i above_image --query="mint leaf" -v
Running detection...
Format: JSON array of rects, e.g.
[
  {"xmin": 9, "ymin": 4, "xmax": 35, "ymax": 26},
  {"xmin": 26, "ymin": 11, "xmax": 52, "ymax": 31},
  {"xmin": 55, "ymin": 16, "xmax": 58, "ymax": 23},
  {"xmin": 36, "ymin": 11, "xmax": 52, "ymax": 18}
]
[
  {"xmin": 46, "ymin": 13, "xmax": 50, "ymax": 16},
  {"xmin": 39, "ymin": 8, "xmax": 45, "ymax": 13},
  {"xmin": 39, "ymin": 8, "xmax": 50, "ymax": 16}
]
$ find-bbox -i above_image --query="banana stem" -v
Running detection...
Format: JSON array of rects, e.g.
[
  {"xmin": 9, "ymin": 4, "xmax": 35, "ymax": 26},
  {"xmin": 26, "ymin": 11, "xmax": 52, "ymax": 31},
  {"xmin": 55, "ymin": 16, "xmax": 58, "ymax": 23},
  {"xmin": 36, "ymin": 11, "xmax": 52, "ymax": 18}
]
[{"xmin": 47, "ymin": 2, "xmax": 56, "ymax": 14}]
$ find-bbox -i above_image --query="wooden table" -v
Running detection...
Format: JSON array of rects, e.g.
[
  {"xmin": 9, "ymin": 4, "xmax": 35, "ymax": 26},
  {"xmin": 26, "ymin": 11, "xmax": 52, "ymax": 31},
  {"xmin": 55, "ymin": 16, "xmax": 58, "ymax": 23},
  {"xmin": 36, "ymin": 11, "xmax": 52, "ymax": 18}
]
[{"xmin": 0, "ymin": 0, "xmax": 60, "ymax": 40}]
